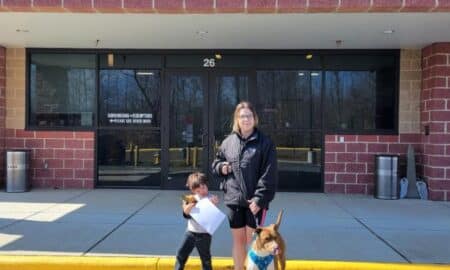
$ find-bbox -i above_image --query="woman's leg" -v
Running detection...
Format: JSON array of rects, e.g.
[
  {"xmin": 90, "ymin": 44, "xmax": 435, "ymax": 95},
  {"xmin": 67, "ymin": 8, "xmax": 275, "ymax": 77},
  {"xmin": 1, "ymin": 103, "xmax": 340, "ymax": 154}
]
[
  {"xmin": 231, "ymin": 227, "xmax": 247, "ymax": 270},
  {"xmin": 245, "ymin": 226, "xmax": 255, "ymax": 245},
  {"xmin": 231, "ymin": 226, "xmax": 255, "ymax": 270}
]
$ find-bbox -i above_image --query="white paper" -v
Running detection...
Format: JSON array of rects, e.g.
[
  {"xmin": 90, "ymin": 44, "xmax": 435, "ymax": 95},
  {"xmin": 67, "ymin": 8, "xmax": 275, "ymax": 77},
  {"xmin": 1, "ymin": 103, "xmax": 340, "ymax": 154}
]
[{"xmin": 189, "ymin": 198, "xmax": 226, "ymax": 235}]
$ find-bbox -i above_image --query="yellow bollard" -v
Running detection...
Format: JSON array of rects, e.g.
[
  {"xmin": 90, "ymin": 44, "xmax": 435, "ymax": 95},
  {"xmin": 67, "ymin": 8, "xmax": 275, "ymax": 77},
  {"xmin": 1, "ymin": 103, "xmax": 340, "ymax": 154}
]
[
  {"xmin": 185, "ymin": 147, "xmax": 190, "ymax": 166},
  {"xmin": 134, "ymin": 145, "xmax": 138, "ymax": 167},
  {"xmin": 192, "ymin": 147, "xmax": 197, "ymax": 169}
]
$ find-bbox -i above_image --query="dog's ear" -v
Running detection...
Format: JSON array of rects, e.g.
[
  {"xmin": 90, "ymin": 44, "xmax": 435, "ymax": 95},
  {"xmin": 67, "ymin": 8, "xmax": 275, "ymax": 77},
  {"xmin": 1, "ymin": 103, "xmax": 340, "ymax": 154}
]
[
  {"xmin": 254, "ymin": 227, "xmax": 263, "ymax": 235},
  {"xmin": 274, "ymin": 210, "xmax": 283, "ymax": 230}
]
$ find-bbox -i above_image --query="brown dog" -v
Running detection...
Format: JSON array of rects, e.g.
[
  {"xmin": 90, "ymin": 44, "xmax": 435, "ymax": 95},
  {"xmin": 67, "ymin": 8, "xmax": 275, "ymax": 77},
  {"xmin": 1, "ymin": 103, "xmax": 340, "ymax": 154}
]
[{"xmin": 246, "ymin": 210, "xmax": 286, "ymax": 270}]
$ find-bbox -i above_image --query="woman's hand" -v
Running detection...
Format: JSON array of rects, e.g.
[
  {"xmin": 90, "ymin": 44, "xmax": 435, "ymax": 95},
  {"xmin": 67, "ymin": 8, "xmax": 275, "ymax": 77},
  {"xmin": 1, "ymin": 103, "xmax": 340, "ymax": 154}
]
[
  {"xmin": 221, "ymin": 162, "xmax": 232, "ymax": 175},
  {"xmin": 209, "ymin": 195, "xmax": 219, "ymax": 205},
  {"xmin": 182, "ymin": 202, "xmax": 196, "ymax": 215},
  {"xmin": 247, "ymin": 200, "xmax": 261, "ymax": 215}
]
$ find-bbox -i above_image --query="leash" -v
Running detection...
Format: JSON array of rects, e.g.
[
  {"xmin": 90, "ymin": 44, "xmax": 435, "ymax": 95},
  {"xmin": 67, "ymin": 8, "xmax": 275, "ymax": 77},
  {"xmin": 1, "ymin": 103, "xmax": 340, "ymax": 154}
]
[
  {"xmin": 253, "ymin": 208, "xmax": 267, "ymax": 227},
  {"xmin": 259, "ymin": 208, "xmax": 267, "ymax": 226}
]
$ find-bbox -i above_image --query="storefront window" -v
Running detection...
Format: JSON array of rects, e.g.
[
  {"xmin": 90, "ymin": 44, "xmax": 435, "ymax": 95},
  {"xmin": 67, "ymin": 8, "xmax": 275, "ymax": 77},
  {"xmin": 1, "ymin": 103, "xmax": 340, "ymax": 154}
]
[
  {"xmin": 29, "ymin": 54, "xmax": 95, "ymax": 128},
  {"xmin": 325, "ymin": 70, "xmax": 396, "ymax": 131},
  {"xmin": 99, "ymin": 70, "xmax": 161, "ymax": 128}
]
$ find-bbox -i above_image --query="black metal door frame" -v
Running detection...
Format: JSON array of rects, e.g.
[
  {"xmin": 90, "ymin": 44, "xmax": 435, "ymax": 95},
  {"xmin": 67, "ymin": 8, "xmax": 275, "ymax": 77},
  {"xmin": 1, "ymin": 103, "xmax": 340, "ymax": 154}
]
[
  {"xmin": 161, "ymin": 69, "xmax": 210, "ymax": 189},
  {"xmin": 161, "ymin": 69, "xmax": 253, "ymax": 189}
]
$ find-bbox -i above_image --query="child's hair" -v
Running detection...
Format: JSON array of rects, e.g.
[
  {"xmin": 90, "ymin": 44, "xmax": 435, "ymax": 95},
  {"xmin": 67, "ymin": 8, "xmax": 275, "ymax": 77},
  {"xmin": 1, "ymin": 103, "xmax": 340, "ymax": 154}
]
[{"xmin": 186, "ymin": 172, "xmax": 208, "ymax": 190}]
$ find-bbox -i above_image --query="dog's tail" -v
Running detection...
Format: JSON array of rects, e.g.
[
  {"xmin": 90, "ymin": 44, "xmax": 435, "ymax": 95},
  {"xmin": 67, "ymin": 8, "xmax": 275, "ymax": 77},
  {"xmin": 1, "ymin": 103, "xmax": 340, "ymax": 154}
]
[{"xmin": 275, "ymin": 210, "xmax": 283, "ymax": 229}]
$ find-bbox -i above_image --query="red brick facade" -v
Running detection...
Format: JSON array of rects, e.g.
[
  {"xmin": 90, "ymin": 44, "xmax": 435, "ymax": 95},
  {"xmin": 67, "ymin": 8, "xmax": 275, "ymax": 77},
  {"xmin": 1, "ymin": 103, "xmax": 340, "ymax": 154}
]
[
  {"xmin": 324, "ymin": 134, "xmax": 422, "ymax": 195},
  {"xmin": 422, "ymin": 43, "xmax": 450, "ymax": 201},
  {"xmin": 0, "ymin": 47, "xmax": 5, "ymax": 186},
  {"xmin": 0, "ymin": 0, "xmax": 447, "ymax": 13},
  {"xmin": 4, "ymin": 129, "xmax": 94, "ymax": 189}
]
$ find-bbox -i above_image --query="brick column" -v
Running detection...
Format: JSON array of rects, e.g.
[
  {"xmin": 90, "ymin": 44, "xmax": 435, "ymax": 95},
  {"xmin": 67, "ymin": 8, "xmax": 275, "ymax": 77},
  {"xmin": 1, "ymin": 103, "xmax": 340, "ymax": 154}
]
[
  {"xmin": 422, "ymin": 43, "xmax": 450, "ymax": 201},
  {"xmin": 0, "ymin": 47, "xmax": 5, "ymax": 186}
]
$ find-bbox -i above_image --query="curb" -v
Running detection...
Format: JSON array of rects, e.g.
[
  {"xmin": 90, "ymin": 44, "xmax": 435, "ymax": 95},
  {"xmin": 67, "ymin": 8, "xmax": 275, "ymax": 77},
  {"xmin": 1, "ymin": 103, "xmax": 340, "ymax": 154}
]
[{"xmin": 0, "ymin": 256, "xmax": 449, "ymax": 270}]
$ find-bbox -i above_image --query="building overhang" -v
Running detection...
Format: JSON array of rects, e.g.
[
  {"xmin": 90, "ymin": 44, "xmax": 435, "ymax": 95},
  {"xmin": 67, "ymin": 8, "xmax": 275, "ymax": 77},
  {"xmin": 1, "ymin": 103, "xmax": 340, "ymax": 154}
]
[{"xmin": 1, "ymin": 12, "xmax": 450, "ymax": 49}]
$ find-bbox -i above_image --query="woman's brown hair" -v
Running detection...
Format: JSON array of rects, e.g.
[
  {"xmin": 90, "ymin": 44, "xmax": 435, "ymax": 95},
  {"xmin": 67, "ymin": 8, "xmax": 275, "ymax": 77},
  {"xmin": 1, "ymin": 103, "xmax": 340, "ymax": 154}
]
[{"xmin": 231, "ymin": 101, "xmax": 259, "ymax": 134}]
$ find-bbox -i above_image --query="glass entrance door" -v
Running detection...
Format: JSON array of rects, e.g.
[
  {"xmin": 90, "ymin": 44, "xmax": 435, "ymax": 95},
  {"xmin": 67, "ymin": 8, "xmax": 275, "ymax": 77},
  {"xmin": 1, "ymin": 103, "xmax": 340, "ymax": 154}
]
[
  {"xmin": 162, "ymin": 70, "xmax": 251, "ymax": 189},
  {"xmin": 97, "ymin": 68, "xmax": 162, "ymax": 187},
  {"xmin": 164, "ymin": 71, "xmax": 209, "ymax": 188},
  {"xmin": 208, "ymin": 71, "xmax": 251, "ymax": 189}
]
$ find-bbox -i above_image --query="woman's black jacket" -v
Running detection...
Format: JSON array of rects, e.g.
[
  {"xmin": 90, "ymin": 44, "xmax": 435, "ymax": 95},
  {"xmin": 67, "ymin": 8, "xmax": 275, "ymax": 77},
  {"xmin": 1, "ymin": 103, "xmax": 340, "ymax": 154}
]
[{"xmin": 212, "ymin": 129, "xmax": 278, "ymax": 209}]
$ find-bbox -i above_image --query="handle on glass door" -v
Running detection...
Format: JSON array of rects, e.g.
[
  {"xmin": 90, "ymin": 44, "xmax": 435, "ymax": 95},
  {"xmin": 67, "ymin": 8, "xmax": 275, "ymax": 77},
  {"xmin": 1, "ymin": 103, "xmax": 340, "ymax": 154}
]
[{"xmin": 201, "ymin": 133, "xmax": 208, "ymax": 146}]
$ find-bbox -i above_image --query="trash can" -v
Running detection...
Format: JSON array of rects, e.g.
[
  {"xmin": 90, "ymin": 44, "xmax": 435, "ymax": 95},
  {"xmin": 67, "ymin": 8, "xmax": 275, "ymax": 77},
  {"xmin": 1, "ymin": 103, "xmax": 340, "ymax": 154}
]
[
  {"xmin": 374, "ymin": 155, "xmax": 399, "ymax": 199},
  {"xmin": 5, "ymin": 149, "xmax": 31, "ymax": 192}
]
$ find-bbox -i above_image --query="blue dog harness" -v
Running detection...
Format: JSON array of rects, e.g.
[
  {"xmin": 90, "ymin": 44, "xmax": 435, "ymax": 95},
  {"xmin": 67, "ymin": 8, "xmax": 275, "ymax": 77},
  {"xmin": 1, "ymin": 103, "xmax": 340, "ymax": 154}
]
[{"xmin": 248, "ymin": 249, "xmax": 274, "ymax": 270}]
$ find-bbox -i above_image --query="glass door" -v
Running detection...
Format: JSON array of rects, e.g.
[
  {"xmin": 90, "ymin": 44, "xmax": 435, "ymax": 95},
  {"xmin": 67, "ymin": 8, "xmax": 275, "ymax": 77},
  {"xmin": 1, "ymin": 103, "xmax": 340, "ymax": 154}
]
[
  {"xmin": 163, "ymin": 71, "xmax": 209, "ymax": 189},
  {"xmin": 97, "ymin": 68, "xmax": 162, "ymax": 187},
  {"xmin": 209, "ymin": 71, "xmax": 251, "ymax": 189}
]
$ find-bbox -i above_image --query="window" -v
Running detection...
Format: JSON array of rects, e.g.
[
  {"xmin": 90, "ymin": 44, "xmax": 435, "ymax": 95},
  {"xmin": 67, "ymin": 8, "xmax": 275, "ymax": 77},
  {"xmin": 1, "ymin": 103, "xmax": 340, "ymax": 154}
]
[
  {"xmin": 325, "ymin": 69, "xmax": 396, "ymax": 131},
  {"xmin": 323, "ymin": 53, "xmax": 398, "ymax": 132},
  {"xmin": 29, "ymin": 54, "xmax": 96, "ymax": 128},
  {"xmin": 99, "ymin": 70, "xmax": 161, "ymax": 128}
]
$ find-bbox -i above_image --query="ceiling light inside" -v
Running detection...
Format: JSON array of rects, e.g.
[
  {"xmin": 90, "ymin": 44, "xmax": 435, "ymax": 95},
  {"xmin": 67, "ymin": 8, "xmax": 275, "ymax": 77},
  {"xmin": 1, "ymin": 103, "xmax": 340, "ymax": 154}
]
[
  {"xmin": 107, "ymin": 53, "xmax": 114, "ymax": 67},
  {"xmin": 136, "ymin": 71, "xmax": 154, "ymax": 76}
]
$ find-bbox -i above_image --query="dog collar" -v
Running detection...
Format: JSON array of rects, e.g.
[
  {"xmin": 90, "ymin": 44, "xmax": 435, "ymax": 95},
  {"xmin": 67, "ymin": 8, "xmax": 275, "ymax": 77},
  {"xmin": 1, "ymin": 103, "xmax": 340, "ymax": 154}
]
[{"xmin": 248, "ymin": 249, "xmax": 274, "ymax": 270}]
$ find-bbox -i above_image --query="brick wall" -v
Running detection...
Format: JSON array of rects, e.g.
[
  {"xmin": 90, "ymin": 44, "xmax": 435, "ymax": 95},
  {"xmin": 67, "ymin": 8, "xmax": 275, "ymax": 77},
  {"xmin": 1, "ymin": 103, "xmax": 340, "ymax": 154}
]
[
  {"xmin": 324, "ymin": 49, "xmax": 423, "ymax": 196},
  {"xmin": 5, "ymin": 48, "xmax": 95, "ymax": 189},
  {"xmin": 421, "ymin": 43, "xmax": 450, "ymax": 201},
  {"xmin": 0, "ymin": 47, "xmax": 5, "ymax": 185},
  {"xmin": 4, "ymin": 129, "xmax": 94, "ymax": 188},
  {"xmin": 324, "ymin": 134, "xmax": 422, "ymax": 194},
  {"xmin": 0, "ymin": 0, "xmax": 448, "ymax": 13}
]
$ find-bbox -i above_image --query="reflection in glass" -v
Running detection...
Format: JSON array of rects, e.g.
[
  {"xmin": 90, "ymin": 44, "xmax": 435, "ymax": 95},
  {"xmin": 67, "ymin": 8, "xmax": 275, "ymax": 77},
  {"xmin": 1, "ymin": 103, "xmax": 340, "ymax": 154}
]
[
  {"xmin": 272, "ymin": 131, "xmax": 322, "ymax": 190},
  {"xmin": 256, "ymin": 71, "xmax": 322, "ymax": 191},
  {"xmin": 99, "ymin": 70, "xmax": 161, "ymax": 127},
  {"xmin": 325, "ymin": 71, "xmax": 395, "ymax": 130},
  {"xmin": 97, "ymin": 130, "xmax": 161, "ymax": 186},
  {"xmin": 256, "ymin": 71, "xmax": 321, "ymax": 130},
  {"xmin": 214, "ymin": 75, "xmax": 249, "ymax": 143},
  {"xmin": 29, "ymin": 54, "xmax": 95, "ymax": 127},
  {"xmin": 167, "ymin": 74, "xmax": 205, "ymax": 188}
]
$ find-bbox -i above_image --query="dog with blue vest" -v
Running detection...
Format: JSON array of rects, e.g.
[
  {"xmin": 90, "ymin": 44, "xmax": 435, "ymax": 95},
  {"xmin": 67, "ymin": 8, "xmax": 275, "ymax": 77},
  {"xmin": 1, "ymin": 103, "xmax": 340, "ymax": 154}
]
[{"xmin": 246, "ymin": 210, "xmax": 286, "ymax": 270}]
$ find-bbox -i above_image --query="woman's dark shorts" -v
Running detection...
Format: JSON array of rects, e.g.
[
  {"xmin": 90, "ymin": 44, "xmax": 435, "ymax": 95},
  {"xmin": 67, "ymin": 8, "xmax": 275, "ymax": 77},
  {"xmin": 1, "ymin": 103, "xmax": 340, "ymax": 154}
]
[{"xmin": 226, "ymin": 205, "xmax": 265, "ymax": 229}]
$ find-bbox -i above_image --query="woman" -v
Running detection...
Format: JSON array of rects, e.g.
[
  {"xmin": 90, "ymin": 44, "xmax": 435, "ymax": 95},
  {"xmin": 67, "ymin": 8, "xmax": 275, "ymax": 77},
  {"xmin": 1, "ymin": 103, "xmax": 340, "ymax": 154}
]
[{"xmin": 212, "ymin": 101, "xmax": 278, "ymax": 270}]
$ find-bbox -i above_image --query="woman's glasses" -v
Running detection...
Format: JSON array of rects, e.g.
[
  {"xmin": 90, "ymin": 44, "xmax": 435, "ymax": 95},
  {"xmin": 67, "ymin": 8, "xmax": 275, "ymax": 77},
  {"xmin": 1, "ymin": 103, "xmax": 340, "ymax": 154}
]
[{"xmin": 238, "ymin": 114, "xmax": 254, "ymax": 120}]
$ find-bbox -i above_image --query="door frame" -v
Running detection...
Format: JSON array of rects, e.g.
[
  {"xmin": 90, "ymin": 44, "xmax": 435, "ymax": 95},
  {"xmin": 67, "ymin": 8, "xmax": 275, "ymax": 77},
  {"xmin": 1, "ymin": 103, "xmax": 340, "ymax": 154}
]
[
  {"xmin": 161, "ymin": 69, "xmax": 210, "ymax": 189},
  {"xmin": 161, "ymin": 68, "xmax": 254, "ymax": 189}
]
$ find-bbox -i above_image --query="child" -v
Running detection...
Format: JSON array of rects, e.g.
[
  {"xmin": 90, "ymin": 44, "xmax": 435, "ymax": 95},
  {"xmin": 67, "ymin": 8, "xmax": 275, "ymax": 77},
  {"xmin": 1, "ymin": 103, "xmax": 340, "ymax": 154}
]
[{"xmin": 175, "ymin": 172, "xmax": 219, "ymax": 270}]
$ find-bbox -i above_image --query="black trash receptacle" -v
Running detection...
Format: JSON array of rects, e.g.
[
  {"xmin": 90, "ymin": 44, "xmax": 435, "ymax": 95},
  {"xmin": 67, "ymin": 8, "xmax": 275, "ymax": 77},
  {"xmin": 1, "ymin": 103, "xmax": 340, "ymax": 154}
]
[
  {"xmin": 374, "ymin": 155, "xmax": 399, "ymax": 199},
  {"xmin": 5, "ymin": 149, "xmax": 31, "ymax": 192}
]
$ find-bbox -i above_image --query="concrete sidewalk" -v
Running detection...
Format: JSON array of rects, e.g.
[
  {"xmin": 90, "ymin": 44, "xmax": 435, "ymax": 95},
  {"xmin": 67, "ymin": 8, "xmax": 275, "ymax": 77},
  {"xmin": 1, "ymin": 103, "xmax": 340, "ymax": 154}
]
[{"xmin": 0, "ymin": 189, "xmax": 449, "ymax": 264}]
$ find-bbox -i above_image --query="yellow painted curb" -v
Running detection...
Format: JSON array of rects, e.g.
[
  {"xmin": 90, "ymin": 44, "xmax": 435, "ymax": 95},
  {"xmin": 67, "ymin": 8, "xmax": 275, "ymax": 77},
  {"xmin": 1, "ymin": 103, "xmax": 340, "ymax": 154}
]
[
  {"xmin": 0, "ymin": 256, "xmax": 449, "ymax": 270},
  {"xmin": 0, "ymin": 256, "xmax": 157, "ymax": 270}
]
